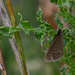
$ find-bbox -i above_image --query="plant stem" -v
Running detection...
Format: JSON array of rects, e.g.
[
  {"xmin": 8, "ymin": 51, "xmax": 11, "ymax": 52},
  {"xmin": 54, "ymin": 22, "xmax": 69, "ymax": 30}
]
[
  {"xmin": 0, "ymin": 48, "xmax": 7, "ymax": 75},
  {"xmin": 5, "ymin": 0, "xmax": 28, "ymax": 75}
]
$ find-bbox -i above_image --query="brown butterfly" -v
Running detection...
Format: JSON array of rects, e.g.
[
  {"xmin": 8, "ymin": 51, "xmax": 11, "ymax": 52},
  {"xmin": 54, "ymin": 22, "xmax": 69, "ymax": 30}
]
[{"xmin": 45, "ymin": 29, "xmax": 64, "ymax": 62}]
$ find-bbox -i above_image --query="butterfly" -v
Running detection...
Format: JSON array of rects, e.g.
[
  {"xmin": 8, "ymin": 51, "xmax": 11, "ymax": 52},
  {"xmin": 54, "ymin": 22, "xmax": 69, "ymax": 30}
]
[{"xmin": 45, "ymin": 29, "xmax": 64, "ymax": 62}]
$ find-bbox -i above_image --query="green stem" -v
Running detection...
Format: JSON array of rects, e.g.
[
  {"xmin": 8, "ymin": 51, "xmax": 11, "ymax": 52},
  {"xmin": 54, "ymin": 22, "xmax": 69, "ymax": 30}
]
[{"xmin": 5, "ymin": 0, "xmax": 28, "ymax": 75}]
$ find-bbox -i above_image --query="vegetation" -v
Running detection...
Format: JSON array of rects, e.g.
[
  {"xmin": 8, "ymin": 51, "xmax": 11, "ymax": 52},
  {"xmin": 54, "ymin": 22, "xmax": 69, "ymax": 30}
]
[{"xmin": 0, "ymin": 0, "xmax": 75, "ymax": 75}]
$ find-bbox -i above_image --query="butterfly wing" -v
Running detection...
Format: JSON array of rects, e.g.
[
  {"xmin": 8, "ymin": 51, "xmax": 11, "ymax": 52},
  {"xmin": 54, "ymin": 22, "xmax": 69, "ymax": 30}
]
[
  {"xmin": 44, "ymin": 44, "xmax": 52, "ymax": 62},
  {"xmin": 45, "ymin": 29, "xmax": 64, "ymax": 62},
  {"xmin": 51, "ymin": 34, "xmax": 64, "ymax": 61}
]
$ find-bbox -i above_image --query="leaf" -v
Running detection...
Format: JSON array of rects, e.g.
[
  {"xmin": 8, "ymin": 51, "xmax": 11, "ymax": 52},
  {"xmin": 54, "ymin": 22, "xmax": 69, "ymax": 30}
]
[
  {"xmin": 0, "ymin": 26, "xmax": 12, "ymax": 38},
  {"xmin": 18, "ymin": 13, "xmax": 33, "ymax": 29},
  {"xmin": 0, "ymin": 26, "xmax": 9, "ymax": 32},
  {"xmin": 23, "ymin": 29, "xmax": 30, "ymax": 35},
  {"xmin": 34, "ymin": 29, "xmax": 42, "ymax": 39},
  {"xmin": 17, "ymin": 23, "xmax": 23, "ymax": 29},
  {"xmin": 9, "ymin": 26, "xmax": 21, "ymax": 33},
  {"xmin": 36, "ymin": 8, "xmax": 42, "ymax": 22},
  {"xmin": 20, "ymin": 21, "xmax": 33, "ymax": 29},
  {"xmin": 44, "ymin": 44, "xmax": 49, "ymax": 48}
]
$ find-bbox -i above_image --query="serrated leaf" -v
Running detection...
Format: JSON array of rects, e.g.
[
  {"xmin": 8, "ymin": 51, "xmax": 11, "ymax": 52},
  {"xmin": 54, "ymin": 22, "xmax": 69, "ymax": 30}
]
[
  {"xmin": 18, "ymin": 12, "xmax": 33, "ymax": 29},
  {"xmin": 35, "ymin": 31, "xmax": 42, "ymax": 39},
  {"xmin": 0, "ymin": 26, "xmax": 12, "ymax": 38},
  {"xmin": 36, "ymin": 9, "xmax": 42, "ymax": 22}
]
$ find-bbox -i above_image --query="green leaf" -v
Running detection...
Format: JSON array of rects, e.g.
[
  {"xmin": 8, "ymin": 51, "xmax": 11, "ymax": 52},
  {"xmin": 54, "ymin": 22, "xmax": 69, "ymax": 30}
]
[
  {"xmin": 9, "ymin": 26, "xmax": 21, "ymax": 33},
  {"xmin": 20, "ymin": 21, "xmax": 33, "ymax": 29},
  {"xmin": 36, "ymin": 8, "xmax": 42, "ymax": 22},
  {"xmin": 18, "ymin": 12, "xmax": 33, "ymax": 29},
  {"xmin": 34, "ymin": 29, "xmax": 42, "ymax": 39},
  {"xmin": 44, "ymin": 44, "xmax": 49, "ymax": 48},
  {"xmin": 0, "ymin": 26, "xmax": 12, "ymax": 38},
  {"xmin": 0, "ymin": 26, "xmax": 9, "ymax": 32},
  {"xmin": 23, "ymin": 29, "xmax": 30, "ymax": 35}
]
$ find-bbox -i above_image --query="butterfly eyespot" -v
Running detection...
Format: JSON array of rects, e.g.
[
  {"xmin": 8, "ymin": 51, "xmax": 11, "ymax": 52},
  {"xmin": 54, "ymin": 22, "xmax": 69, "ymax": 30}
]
[{"xmin": 58, "ymin": 53, "xmax": 60, "ymax": 55}]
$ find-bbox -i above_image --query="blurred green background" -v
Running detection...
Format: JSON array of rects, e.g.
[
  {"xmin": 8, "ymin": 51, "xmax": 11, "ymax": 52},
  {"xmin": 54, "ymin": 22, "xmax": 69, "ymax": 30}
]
[{"xmin": 0, "ymin": 0, "xmax": 60, "ymax": 75}]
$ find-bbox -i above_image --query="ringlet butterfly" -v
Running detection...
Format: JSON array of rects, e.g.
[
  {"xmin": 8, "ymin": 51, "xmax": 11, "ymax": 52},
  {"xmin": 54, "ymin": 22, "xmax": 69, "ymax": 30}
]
[{"xmin": 45, "ymin": 29, "xmax": 64, "ymax": 62}]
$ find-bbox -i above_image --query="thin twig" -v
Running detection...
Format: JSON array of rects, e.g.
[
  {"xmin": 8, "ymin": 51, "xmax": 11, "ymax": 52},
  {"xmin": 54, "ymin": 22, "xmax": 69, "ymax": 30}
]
[{"xmin": 0, "ymin": 48, "xmax": 7, "ymax": 75}]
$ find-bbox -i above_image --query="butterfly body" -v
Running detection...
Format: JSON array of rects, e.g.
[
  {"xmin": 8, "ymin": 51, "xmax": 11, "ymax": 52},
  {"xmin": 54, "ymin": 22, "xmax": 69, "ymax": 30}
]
[{"xmin": 45, "ymin": 29, "xmax": 64, "ymax": 62}]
